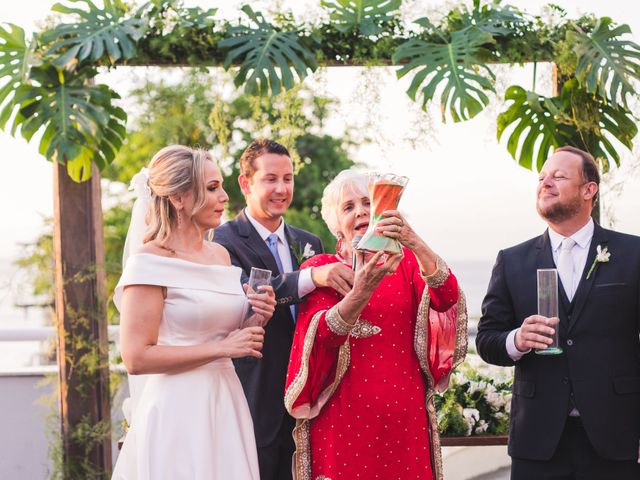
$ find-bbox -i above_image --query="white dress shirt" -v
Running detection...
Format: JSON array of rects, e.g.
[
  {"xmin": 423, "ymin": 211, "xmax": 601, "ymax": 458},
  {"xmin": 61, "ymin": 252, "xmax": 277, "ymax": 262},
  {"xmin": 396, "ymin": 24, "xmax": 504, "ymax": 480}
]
[
  {"xmin": 244, "ymin": 209, "xmax": 316, "ymax": 298},
  {"xmin": 506, "ymin": 218, "xmax": 594, "ymax": 361}
]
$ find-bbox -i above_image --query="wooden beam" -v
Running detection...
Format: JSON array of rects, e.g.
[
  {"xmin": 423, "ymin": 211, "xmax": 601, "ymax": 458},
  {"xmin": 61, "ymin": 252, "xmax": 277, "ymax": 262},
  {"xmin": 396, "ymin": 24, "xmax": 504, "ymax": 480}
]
[{"xmin": 53, "ymin": 162, "xmax": 112, "ymax": 478}]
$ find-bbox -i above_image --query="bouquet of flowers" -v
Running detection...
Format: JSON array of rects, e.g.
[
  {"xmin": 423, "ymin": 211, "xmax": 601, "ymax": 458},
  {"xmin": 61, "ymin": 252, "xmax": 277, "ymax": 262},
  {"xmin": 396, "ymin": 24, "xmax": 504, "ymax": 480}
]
[{"xmin": 434, "ymin": 353, "xmax": 513, "ymax": 437}]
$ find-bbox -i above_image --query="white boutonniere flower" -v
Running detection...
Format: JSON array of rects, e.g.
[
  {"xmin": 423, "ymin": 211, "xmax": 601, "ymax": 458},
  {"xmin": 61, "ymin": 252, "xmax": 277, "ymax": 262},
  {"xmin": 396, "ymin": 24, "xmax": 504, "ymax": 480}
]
[
  {"xmin": 586, "ymin": 245, "xmax": 610, "ymax": 279},
  {"xmin": 302, "ymin": 243, "xmax": 315, "ymax": 259},
  {"xmin": 291, "ymin": 241, "xmax": 316, "ymax": 265}
]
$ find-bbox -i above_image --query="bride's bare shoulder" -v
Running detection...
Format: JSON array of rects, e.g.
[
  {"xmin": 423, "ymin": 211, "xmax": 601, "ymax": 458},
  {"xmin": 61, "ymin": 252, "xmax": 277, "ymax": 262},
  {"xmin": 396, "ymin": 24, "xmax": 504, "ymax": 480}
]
[{"xmin": 207, "ymin": 242, "xmax": 232, "ymax": 266}]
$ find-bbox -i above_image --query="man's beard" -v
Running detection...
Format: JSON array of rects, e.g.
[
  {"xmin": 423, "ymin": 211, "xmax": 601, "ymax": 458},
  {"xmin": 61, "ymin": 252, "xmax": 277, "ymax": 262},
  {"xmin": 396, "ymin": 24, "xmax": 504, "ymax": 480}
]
[{"xmin": 537, "ymin": 194, "xmax": 582, "ymax": 223}]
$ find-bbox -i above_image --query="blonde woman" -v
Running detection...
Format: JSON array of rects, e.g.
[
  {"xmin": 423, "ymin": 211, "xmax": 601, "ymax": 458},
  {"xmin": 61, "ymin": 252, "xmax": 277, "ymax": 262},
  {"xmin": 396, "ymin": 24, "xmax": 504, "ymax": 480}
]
[{"xmin": 112, "ymin": 145, "xmax": 275, "ymax": 479}]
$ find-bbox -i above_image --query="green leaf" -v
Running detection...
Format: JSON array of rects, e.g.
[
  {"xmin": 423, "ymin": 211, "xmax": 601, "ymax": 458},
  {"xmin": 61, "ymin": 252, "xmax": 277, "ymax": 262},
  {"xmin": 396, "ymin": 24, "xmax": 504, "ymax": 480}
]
[
  {"xmin": 555, "ymin": 78, "xmax": 636, "ymax": 172},
  {"xmin": 219, "ymin": 6, "xmax": 317, "ymax": 97},
  {"xmin": 321, "ymin": 0, "xmax": 401, "ymax": 36},
  {"xmin": 10, "ymin": 66, "xmax": 127, "ymax": 181},
  {"xmin": 0, "ymin": 24, "xmax": 40, "ymax": 129},
  {"xmin": 497, "ymin": 80, "xmax": 637, "ymax": 173},
  {"xmin": 497, "ymin": 85, "xmax": 566, "ymax": 171},
  {"xmin": 570, "ymin": 17, "xmax": 640, "ymax": 108},
  {"xmin": 456, "ymin": 0, "xmax": 526, "ymax": 37},
  {"xmin": 393, "ymin": 26, "xmax": 496, "ymax": 122},
  {"xmin": 41, "ymin": 0, "xmax": 147, "ymax": 70}
]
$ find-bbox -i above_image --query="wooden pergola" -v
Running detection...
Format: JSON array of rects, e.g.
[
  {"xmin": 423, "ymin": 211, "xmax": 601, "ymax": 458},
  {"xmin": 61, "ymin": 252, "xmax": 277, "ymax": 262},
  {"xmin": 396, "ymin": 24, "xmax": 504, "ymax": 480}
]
[{"xmin": 2, "ymin": 1, "xmax": 639, "ymax": 476}]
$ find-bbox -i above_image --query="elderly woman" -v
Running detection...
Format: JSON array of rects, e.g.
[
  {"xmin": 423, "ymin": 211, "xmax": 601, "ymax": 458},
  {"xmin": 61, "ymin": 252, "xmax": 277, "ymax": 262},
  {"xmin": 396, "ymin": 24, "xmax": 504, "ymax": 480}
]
[{"xmin": 284, "ymin": 169, "xmax": 467, "ymax": 480}]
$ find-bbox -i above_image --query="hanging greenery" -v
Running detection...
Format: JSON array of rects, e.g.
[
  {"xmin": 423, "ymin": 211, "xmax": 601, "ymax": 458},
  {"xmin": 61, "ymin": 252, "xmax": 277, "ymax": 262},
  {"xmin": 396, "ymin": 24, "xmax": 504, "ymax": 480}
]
[{"xmin": 1, "ymin": 0, "xmax": 639, "ymax": 181}]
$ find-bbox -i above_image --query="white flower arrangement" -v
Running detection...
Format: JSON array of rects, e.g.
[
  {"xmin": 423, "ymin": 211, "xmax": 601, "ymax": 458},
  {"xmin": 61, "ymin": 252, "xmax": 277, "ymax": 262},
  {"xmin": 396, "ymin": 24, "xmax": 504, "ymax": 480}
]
[{"xmin": 435, "ymin": 354, "xmax": 513, "ymax": 437}]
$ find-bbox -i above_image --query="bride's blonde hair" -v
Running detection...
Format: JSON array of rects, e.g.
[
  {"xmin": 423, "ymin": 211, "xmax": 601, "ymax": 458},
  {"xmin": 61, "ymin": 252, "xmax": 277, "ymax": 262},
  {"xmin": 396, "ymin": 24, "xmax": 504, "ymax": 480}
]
[{"xmin": 144, "ymin": 145, "xmax": 213, "ymax": 244}]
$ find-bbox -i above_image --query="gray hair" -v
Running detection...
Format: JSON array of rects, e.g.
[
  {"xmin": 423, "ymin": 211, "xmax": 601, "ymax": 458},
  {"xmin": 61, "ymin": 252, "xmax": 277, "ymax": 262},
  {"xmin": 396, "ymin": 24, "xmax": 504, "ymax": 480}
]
[{"xmin": 321, "ymin": 169, "xmax": 369, "ymax": 237}]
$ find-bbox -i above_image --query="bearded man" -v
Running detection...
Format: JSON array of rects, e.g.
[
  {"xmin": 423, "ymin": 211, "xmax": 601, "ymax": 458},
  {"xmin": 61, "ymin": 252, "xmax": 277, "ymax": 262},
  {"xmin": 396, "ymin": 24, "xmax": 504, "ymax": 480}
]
[{"xmin": 476, "ymin": 146, "xmax": 640, "ymax": 479}]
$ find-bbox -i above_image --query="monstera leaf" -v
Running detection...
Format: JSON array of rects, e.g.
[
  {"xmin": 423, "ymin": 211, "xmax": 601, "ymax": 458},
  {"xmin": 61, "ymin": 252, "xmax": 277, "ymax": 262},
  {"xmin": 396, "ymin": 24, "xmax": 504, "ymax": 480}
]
[
  {"xmin": 219, "ymin": 5, "xmax": 317, "ymax": 97},
  {"xmin": 41, "ymin": 0, "xmax": 146, "ymax": 70},
  {"xmin": 555, "ymin": 79, "xmax": 636, "ymax": 171},
  {"xmin": 455, "ymin": 0, "xmax": 525, "ymax": 37},
  {"xmin": 497, "ymin": 85, "xmax": 566, "ymax": 171},
  {"xmin": 497, "ymin": 80, "xmax": 636, "ymax": 172},
  {"xmin": 570, "ymin": 17, "xmax": 640, "ymax": 108},
  {"xmin": 321, "ymin": 0, "xmax": 401, "ymax": 36},
  {"xmin": 11, "ymin": 66, "xmax": 126, "ymax": 181},
  {"xmin": 0, "ymin": 24, "xmax": 40, "ymax": 129},
  {"xmin": 393, "ymin": 25, "xmax": 496, "ymax": 122}
]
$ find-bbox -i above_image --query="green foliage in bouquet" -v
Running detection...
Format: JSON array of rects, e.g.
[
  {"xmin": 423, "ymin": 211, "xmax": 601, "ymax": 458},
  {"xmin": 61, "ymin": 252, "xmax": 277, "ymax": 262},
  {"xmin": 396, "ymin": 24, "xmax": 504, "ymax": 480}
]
[{"xmin": 435, "ymin": 358, "xmax": 512, "ymax": 437}]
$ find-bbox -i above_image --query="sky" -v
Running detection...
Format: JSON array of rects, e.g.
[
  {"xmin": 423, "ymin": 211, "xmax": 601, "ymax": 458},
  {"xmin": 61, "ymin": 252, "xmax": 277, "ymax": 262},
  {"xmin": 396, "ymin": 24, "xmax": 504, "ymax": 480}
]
[{"xmin": 0, "ymin": 0, "xmax": 639, "ymax": 269}]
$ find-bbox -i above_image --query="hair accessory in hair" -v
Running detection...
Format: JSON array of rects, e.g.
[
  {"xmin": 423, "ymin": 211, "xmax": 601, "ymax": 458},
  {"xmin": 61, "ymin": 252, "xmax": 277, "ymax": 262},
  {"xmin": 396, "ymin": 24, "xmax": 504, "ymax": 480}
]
[{"xmin": 129, "ymin": 167, "xmax": 151, "ymax": 199}]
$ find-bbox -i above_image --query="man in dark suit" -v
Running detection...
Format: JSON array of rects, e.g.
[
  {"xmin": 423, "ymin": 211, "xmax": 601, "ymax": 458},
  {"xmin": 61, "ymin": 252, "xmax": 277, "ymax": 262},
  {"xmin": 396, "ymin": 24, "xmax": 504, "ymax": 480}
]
[
  {"xmin": 476, "ymin": 146, "xmax": 640, "ymax": 479},
  {"xmin": 215, "ymin": 139, "xmax": 353, "ymax": 480}
]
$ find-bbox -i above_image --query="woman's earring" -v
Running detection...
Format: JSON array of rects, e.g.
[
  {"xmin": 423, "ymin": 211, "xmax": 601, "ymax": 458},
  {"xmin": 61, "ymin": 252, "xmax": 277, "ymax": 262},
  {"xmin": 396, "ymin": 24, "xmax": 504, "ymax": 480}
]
[
  {"xmin": 335, "ymin": 235, "xmax": 343, "ymax": 255},
  {"xmin": 177, "ymin": 209, "xmax": 183, "ymax": 229}
]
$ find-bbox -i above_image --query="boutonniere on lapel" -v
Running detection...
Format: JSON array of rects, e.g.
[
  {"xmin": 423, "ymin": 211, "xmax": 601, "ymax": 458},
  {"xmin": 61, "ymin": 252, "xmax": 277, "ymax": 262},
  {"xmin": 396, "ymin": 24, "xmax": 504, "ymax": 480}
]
[
  {"xmin": 586, "ymin": 245, "xmax": 611, "ymax": 279},
  {"xmin": 291, "ymin": 241, "xmax": 316, "ymax": 265}
]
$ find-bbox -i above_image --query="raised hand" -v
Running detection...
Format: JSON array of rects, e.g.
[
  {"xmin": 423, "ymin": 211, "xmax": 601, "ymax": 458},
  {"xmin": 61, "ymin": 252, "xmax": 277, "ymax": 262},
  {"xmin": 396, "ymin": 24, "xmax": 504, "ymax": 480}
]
[
  {"xmin": 515, "ymin": 315, "xmax": 560, "ymax": 351},
  {"xmin": 311, "ymin": 262, "xmax": 355, "ymax": 296},
  {"xmin": 219, "ymin": 326, "xmax": 265, "ymax": 359},
  {"xmin": 376, "ymin": 209, "xmax": 418, "ymax": 249},
  {"xmin": 352, "ymin": 250, "xmax": 403, "ymax": 298}
]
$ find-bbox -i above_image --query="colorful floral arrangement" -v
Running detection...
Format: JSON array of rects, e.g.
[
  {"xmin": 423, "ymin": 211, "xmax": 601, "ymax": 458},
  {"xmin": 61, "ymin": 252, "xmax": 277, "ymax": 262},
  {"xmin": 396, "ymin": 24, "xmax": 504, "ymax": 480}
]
[{"xmin": 435, "ymin": 353, "xmax": 513, "ymax": 437}]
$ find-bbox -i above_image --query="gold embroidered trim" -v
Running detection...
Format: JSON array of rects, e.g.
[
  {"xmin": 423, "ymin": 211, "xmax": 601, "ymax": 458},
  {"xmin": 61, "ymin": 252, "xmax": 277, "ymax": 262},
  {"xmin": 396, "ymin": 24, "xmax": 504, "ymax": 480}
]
[
  {"xmin": 325, "ymin": 305, "xmax": 354, "ymax": 336},
  {"xmin": 285, "ymin": 310, "xmax": 325, "ymax": 414},
  {"xmin": 413, "ymin": 284, "xmax": 468, "ymax": 480},
  {"xmin": 286, "ymin": 309, "xmax": 352, "ymax": 480},
  {"xmin": 424, "ymin": 256, "xmax": 449, "ymax": 288},
  {"xmin": 350, "ymin": 318, "xmax": 381, "ymax": 339}
]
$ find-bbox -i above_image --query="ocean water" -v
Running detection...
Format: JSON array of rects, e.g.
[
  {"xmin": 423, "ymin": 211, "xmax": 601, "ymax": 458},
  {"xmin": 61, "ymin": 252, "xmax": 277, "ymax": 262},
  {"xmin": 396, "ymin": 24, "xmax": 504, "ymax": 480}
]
[
  {"xmin": 0, "ymin": 258, "xmax": 494, "ymax": 369},
  {"xmin": 0, "ymin": 258, "xmax": 52, "ymax": 369}
]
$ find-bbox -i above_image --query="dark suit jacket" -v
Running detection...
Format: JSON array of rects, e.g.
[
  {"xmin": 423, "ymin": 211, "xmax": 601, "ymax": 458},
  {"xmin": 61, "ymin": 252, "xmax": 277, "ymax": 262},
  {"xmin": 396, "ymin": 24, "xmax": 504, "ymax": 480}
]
[
  {"xmin": 476, "ymin": 224, "xmax": 640, "ymax": 461},
  {"xmin": 214, "ymin": 210, "xmax": 324, "ymax": 448}
]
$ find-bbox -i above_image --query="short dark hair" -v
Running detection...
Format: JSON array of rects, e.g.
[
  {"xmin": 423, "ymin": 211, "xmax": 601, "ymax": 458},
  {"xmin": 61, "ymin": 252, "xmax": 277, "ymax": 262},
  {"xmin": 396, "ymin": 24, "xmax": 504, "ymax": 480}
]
[
  {"xmin": 239, "ymin": 139, "xmax": 290, "ymax": 178},
  {"xmin": 555, "ymin": 146, "xmax": 600, "ymax": 205}
]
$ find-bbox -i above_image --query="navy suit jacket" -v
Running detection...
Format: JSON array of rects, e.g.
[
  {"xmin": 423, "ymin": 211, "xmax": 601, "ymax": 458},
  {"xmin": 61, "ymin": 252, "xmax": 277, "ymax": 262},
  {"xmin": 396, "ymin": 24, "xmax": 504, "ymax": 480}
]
[
  {"xmin": 476, "ymin": 224, "xmax": 640, "ymax": 461},
  {"xmin": 214, "ymin": 210, "xmax": 324, "ymax": 447}
]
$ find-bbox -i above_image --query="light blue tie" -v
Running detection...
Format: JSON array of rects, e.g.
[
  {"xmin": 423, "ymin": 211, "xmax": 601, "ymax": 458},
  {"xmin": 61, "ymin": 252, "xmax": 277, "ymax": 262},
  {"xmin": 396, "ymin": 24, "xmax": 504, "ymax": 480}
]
[
  {"xmin": 266, "ymin": 234, "xmax": 285, "ymax": 274},
  {"xmin": 266, "ymin": 234, "xmax": 296, "ymax": 322}
]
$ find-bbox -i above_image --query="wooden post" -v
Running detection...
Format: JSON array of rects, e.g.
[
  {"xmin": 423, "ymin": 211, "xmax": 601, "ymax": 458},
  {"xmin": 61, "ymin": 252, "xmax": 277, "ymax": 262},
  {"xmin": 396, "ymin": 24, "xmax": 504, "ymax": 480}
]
[
  {"xmin": 53, "ymin": 162, "xmax": 112, "ymax": 478},
  {"xmin": 552, "ymin": 63, "xmax": 601, "ymax": 224}
]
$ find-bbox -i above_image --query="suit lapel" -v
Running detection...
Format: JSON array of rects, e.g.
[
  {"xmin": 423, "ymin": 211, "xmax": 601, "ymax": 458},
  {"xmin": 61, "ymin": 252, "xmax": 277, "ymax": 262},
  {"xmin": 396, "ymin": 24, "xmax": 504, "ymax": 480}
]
[
  {"xmin": 568, "ymin": 223, "xmax": 609, "ymax": 331},
  {"xmin": 236, "ymin": 210, "xmax": 281, "ymax": 275},
  {"xmin": 285, "ymin": 225, "xmax": 300, "ymax": 270}
]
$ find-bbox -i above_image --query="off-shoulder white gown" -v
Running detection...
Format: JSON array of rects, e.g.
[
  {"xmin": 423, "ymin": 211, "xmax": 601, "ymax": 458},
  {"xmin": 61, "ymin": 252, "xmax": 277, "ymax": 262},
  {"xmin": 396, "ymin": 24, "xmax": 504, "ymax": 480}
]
[{"xmin": 111, "ymin": 253, "xmax": 259, "ymax": 480}]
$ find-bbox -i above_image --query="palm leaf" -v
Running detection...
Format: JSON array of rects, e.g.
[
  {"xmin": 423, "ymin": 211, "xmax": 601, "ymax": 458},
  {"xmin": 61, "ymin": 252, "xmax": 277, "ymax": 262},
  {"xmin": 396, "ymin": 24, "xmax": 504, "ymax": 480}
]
[
  {"xmin": 457, "ymin": 0, "xmax": 526, "ymax": 37},
  {"xmin": 570, "ymin": 17, "xmax": 640, "ymax": 108},
  {"xmin": 0, "ymin": 24, "xmax": 40, "ymax": 129},
  {"xmin": 497, "ymin": 85, "xmax": 566, "ymax": 171},
  {"xmin": 393, "ymin": 26, "xmax": 496, "ymax": 122},
  {"xmin": 555, "ymin": 79, "xmax": 636, "ymax": 172},
  {"xmin": 321, "ymin": 0, "xmax": 401, "ymax": 36},
  {"xmin": 11, "ymin": 66, "xmax": 126, "ymax": 181},
  {"xmin": 219, "ymin": 6, "xmax": 317, "ymax": 97},
  {"xmin": 41, "ymin": 0, "xmax": 146, "ymax": 70}
]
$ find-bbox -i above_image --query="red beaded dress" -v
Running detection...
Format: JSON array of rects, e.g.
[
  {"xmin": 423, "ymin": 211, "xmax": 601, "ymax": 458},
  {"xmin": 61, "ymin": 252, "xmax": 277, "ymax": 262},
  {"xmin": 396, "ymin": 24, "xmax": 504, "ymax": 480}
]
[{"xmin": 285, "ymin": 248, "xmax": 467, "ymax": 480}]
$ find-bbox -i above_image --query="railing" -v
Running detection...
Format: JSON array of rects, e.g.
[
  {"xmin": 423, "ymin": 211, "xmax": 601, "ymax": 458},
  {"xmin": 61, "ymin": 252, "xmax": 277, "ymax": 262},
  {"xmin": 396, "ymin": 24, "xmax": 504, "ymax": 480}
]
[{"xmin": 0, "ymin": 325, "xmax": 508, "ymax": 449}]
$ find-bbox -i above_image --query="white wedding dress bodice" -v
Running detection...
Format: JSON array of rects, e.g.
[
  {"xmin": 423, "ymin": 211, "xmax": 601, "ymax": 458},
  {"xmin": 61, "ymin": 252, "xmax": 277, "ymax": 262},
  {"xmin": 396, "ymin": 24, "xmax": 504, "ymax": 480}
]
[{"xmin": 111, "ymin": 253, "xmax": 259, "ymax": 480}]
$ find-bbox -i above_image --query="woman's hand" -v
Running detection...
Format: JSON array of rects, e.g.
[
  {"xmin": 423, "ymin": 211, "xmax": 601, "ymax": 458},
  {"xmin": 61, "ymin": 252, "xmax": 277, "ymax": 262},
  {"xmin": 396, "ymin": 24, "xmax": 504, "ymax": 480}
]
[
  {"xmin": 375, "ymin": 209, "xmax": 421, "ymax": 250},
  {"xmin": 352, "ymin": 250, "xmax": 403, "ymax": 299},
  {"xmin": 218, "ymin": 326, "xmax": 265, "ymax": 359},
  {"xmin": 244, "ymin": 284, "xmax": 277, "ymax": 326}
]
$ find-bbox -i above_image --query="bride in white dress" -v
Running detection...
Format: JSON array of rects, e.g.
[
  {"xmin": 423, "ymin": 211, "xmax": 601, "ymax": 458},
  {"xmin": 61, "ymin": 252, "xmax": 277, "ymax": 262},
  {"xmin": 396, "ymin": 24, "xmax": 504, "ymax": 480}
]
[{"xmin": 112, "ymin": 145, "xmax": 275, "ymax": 480}]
